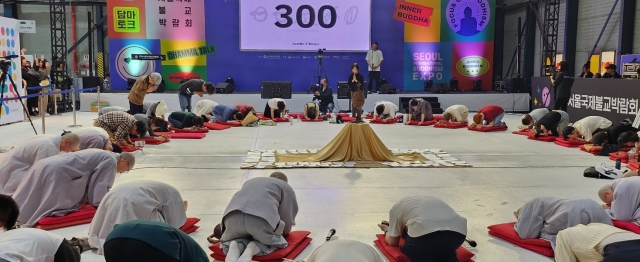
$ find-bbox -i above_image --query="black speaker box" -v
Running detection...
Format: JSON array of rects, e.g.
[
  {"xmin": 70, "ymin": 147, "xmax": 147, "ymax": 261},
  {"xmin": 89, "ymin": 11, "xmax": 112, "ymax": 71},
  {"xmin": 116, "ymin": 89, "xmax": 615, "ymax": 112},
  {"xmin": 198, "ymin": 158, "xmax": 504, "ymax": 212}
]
[
  {"xmin": 216, "ymin": 82, "xmax": 234, "ymax": 94},
  {"xmin": 379, "ymin": 84, "xmax": 397, "ymax": 94},
  {"xmin": 432, "ymin": 83, "xmax": 449, "ymax": 93},
  {"xmin": 82, "ymin": 76, "xmax": 103, "ymax": 92},
  {"xmin": 337, "ymin": 81, "xmax": 367, "ymax": 99},
  {"xmin": 506, "ymin": 78, "xmax": 527, "ymax": 93}
]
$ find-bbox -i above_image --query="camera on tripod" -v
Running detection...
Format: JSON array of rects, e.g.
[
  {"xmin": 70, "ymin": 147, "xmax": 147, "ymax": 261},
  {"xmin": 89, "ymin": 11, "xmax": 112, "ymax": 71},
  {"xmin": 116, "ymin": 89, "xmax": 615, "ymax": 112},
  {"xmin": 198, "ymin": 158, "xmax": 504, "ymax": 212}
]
[{"xmin": 317, "ymin": 48, "xmax": 326, "ymax": 59}]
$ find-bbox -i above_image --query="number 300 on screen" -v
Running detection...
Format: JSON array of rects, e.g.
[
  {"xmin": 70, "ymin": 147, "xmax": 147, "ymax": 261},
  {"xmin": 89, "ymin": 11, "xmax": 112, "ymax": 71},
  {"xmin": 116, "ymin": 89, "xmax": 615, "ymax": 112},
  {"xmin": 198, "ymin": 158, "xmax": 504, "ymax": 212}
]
[{"xmin": 274, "ymin": 5, "xmax": 337, "ymax": 29}]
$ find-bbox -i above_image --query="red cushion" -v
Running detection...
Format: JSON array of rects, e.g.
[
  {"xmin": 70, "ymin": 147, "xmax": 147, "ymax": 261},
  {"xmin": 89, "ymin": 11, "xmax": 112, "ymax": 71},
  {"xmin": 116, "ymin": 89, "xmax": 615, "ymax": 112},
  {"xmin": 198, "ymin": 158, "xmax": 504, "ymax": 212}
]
[
  {"xmin": 34, "ymin": 204, "xmax": 96, "ymax": 230},
  {"xmin": 407, "ymin": 120, "xmax": 437, "ymax": 126},
  {"xmin": 215, "ymin": 120, "xmax": 242, "ymax": 127},
  {"xmin": 468, "ymin": 125, "xmax": 508, "ymax": 132},
  {"xmin": 373, "ymin": 234, "xmax": 474, "ymax": 262},
  {"xmin": 609, "ymin": 153, "xmax": 630, "ymax": 163},
  {"xmin": 179, "ymin": 217, "xmax": 201, "ymax": 234},
  {"xmin": 370, "ymin": 119, "xmax": 398, "ymax": 124},
  {"xmin": 203, "ymin": 122, "xmax": 231, "ymax": 130},
  {"xmin": 169, "ymin": 127, "xmax": 209, "ymax": 133},
  {"xmin": 122, "ymin": 146, "xmax": 141, "ymax": 152},
  {"xmin": 526, "ymin": 134, "xmax": 558, "ymax": 142},
  {"xmin": 433, "ymin": 115, "xmax": 444, "ymax": 120},
  {"xmin": 260, "ymin": 116, "xmax": 290, "ymax": 122},
  {"xmin": 434, "ymin": 122, "xmax": 469, "ymax": 129},
  {"xmin": 130, "ymin": 138, "xmax": 166, "ymax": 145},
  {"xmin": 341, "ymin": 116, "xmax": 356, "ymax": 122},
  {"xmin": 627, "ymin": 161, "xmax": 640, "ymax": 171},
  {"xmin": 512, "ymin": 129, "xmax": 531, "ymax": 135},
  {"xmin": 168, "ymin": 133, "xmax": 206, "ymax": 139},
  {"xmin": 209, "ymin": 231, "xmax": 311, "ymax": 262},
  {"xmin": 300, "ymin": 118, "xmax": 323, "ymax": 122},
  {"xmin": 612, "ymin": 220, "xmax": 640, "ymax": 234},
  {"xmin": 554, "ymin": 140, "xmax": 582, "ymax": 148},
  {"xmin": 554, "ymin": 137, "xmax": 588, "ymax": 145},
  {"xmin": 487, "ymin": 222, "xmax": 554, "ymax": 257}
]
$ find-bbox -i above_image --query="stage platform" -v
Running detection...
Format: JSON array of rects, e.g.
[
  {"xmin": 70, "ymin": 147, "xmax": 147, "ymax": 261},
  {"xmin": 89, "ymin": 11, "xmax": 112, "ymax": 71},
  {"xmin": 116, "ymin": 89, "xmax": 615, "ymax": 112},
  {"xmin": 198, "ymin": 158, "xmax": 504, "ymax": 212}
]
[{"xmin": 79, "ymin": 92, "xmax": 530, "ymax": 113}]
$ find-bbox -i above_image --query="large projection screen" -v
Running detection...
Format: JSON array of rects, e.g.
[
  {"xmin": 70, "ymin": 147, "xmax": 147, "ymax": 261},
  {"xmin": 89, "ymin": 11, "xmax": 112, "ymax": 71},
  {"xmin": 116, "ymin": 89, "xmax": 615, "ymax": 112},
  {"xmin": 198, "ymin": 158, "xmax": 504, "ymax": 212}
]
[{"xmin": 240, "ymin": 0, "xmax": 372, "ymax": 52}]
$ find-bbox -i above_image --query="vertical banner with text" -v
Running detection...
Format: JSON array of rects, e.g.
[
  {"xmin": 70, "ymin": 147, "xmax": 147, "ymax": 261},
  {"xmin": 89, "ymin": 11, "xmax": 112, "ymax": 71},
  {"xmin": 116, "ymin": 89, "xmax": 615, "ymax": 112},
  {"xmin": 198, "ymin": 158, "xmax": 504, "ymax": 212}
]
[
  {"xmin": 0, "ymin": 17, "xmax": 23, "ymax": 125},
  {"xmin": 107, "ymin": 0, "xmax": 207, "ymax": 90}
]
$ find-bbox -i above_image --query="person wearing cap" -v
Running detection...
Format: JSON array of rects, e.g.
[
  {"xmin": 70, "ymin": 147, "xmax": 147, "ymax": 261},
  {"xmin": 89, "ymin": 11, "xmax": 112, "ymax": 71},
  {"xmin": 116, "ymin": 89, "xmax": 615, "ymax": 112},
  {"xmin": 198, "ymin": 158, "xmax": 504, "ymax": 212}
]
[
  {"xmin": 603, "ymin": 64, "xmax": 622, "ymax": 79},
  {"xmin": 128, "ymin": 72, "xmax": 163, "ymax": 115},
  {"xmin": 12, "ymin": 149, "xmax": 136, "ymax": 227}
]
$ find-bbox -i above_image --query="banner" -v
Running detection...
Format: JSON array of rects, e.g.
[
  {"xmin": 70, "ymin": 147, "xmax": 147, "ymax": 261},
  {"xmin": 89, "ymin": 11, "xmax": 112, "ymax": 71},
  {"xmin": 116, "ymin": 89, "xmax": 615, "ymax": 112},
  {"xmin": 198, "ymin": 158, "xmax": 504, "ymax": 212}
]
[{"xmin": 0, "ymin": 17, "xmax": 24, "ymax": 125}]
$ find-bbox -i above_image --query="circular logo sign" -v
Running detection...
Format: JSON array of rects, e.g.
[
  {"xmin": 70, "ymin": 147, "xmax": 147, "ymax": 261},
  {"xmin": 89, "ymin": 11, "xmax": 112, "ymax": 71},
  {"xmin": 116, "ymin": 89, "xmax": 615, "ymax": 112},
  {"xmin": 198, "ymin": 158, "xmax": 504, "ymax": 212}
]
[
  {"xmin": 542, "ymin": 87, "xmax": 551, "ymax": 107},
  {"xmin": 446, "ymin": 0, "xmax": 491, "ymax": 36},
  {"xmin": 456, "ymin": 56, "xmax": 490, "ymax": 77},
  {"xmin": 115, "ymin": 45, "xmax": 156, "ymax": 82}
]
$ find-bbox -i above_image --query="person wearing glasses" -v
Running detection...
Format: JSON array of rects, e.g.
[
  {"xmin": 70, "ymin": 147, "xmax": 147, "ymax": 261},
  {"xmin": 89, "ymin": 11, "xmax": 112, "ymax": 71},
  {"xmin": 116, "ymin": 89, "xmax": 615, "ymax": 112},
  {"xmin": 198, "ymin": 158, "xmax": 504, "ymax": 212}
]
[
  {"xmin": 127, "ymin": 72, "xmax": 162, "ymax": 115},
  {"xmin": 11, "ymin": 149, "xmax": 136, "ymax": 227}
]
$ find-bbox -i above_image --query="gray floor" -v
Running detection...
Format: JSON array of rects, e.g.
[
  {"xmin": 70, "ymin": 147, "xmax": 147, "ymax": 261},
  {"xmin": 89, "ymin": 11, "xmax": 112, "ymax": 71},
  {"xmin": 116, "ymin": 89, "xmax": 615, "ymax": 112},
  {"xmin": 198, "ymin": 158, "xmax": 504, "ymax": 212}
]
[{"xmin": 0, "ymin": 112, "xmax": 615, "ymax": 262}]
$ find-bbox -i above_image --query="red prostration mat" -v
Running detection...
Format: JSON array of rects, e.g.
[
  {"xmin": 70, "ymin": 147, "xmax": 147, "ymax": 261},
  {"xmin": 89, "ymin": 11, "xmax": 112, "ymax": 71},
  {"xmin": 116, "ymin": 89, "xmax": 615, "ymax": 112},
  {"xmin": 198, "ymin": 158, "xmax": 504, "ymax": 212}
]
[
  {"xmin": 526, "ymin": 134, "xmax": 558, "ymax": 142},
  {"xmin": 34, "ymin": 204, "xmax": 96, "ymax": 230},
  {"xmin": 130, "ymin": 138, "xmax": 166, "ymax": 145},
  {"xmin": 300, "ymin": 118, "xmax": 324, "ymax": 122},
  {"xmin": 203, "ymin": 122, "xmax": 231, "ymax": 130},
  {"xmin": 215, "ymin": 120, "xmax": 242, "ymax": 127},
  {"xmin": 434, "ymin": 122, "xmax": 468, "ymax": 129},
  {"xmin": 369, "ymin": 119, "xmax": 398, "ymax": 124},
  {"xmin": 627, "ymin": 161, "xmax": 639, "ymax": 171},
  {"xmin": 179, "ymin": 217, "xmax": 201, "ymax": 234},
  {"xmin": 612, "ymin": 220, "xmax": 640, "ymax": 234},
  {"xmin": 373, "ymin": 234, "xmax": 475, "ymax": 262},
  {"xmin": 407, "ymin": 120, "xmax": 437, "ymax": 126},
  {"xmin": 169, "ymin": 127, "xmax": 209, "ymax": 133},
  {"xmin": 487, "ymin": 222, "xmax": 554, "ymax": 257},
  {"xmin": 512, "ymin": 129, "xmax": 531, "ymax": 135},
  {"xmin": 259, "ymin": 117, "xmax": 290, "ymax": 122},
  {"xmin": 121, "ymin": 146, "xmax": 141, "ymax": 152},
  {"xmin": 467, "ymin": 125, "xmax": 508, "ymax": 132},
  {"xmin": 166, "ymin": 133, "xmax": 206, "ymax": 139},
  {"xmin": 209, "ymin": 231, "xmax": 312, "ymax": 262},
  {"xmin": 609, "ymin": 152, "xmax": 630, "ymax": 163}
]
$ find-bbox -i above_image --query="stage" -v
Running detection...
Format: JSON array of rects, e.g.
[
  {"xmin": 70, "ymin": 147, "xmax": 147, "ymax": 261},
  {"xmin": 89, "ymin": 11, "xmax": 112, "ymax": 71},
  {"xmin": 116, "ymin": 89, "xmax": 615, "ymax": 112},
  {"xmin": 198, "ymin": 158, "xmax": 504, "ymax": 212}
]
[{"xmin": 79, "ymin": 92, "xmax": 530, "ymax": 113}]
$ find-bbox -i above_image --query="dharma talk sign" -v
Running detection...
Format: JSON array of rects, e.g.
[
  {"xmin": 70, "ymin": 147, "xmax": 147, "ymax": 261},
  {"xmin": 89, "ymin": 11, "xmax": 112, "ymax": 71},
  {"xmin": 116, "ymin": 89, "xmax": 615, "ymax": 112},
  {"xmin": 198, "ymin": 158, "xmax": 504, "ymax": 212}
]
[{"xmin": 167, "ymin": 45, "xmax": 216, "ymax": 60}]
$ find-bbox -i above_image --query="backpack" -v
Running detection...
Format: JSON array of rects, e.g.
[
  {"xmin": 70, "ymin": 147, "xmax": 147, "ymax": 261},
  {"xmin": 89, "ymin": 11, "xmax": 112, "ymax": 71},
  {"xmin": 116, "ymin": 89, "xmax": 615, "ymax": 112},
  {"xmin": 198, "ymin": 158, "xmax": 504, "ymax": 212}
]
[{"xmin": 583, "ymin": 167, "xmax": 614, "ymax": 179}]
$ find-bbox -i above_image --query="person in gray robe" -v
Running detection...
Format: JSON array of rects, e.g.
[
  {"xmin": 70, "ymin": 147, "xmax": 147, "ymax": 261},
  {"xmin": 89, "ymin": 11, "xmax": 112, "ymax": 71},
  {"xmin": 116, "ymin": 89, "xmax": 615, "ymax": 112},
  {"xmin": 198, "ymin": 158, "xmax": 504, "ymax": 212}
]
[
  {"xmin": 87, "ymin": 180, "xmax": 187, "ymax": 255},
  {"xmin": 219, "ymin": 172, "xmax": 298, "ymax": 262},
  {"xmin": 305, "ymin": 240, "xmax": 384, "ymax": 262},
  {"xmin": 98, "ymin": 106, "xmax": 128, "ymax": 116},
  {"xmin": 514, "ymin": 197, "xmax": 612, "ymax": 247},
  {"xmin": 598, "ymin": 176, "xmax": 640, "ymax": 223},
  {"xmin": 12, "ymin": 149, "xmax": 136, "ymax": 227},
  {"xmin": 0, "ymin": 133, "xmax": 80, "ymax": 196},
  {"xmin": 71, "ymin": 127, "xmax": 112, "ymax": 151}
]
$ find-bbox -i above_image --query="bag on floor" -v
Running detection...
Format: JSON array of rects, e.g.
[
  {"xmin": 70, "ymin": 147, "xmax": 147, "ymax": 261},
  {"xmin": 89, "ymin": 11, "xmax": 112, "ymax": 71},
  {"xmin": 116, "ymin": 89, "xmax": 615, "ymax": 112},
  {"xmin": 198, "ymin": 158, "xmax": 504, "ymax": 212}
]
[{"xmin": 583, "ymin": 167, "xmax": 614, "ymax": 179}]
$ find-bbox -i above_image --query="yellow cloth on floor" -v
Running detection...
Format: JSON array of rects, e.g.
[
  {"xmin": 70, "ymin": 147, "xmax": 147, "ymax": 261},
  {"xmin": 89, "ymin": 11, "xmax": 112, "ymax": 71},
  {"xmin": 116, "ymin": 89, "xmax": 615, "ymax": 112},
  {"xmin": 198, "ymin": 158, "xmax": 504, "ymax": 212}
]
[
  {"xmin": 276, "ymin": 123, "xmax": 424, "ymax": 162},
  {"xmin": 583, "ymin": 144, "xmax": 599, "ymax": 151}
]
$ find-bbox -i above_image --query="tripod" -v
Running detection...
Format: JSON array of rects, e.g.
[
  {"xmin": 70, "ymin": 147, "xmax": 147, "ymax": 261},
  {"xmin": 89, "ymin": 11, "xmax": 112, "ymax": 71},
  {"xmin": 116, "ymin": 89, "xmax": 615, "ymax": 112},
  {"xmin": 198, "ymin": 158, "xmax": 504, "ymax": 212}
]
[
  {"xmin": 0, "ymin": 59, "xmax": 38, "ymax": 135},
  {"xmin": 310, "ymin": 57, "xmax": 329, "ymax": 93}
]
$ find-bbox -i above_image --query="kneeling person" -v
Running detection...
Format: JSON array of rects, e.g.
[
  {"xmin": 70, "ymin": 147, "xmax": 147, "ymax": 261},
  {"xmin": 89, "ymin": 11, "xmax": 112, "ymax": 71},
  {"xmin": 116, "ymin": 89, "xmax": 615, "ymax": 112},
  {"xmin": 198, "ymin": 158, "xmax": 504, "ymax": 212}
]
[
  {"xmin": 472, "ymin": 105, "xmax": 505, "ymax": 127},
  {"xmin": 406, "ymin": 98, "xmax": 434, "ymax": 125},
  {"xmin": 556, "ymin": 223, "xmax": 640, "ymax": 262},
  {"xmin": 95, "ymin": 111, "xmax": 148, "ymax": 148},
  {"xmin": 442, "ymin": 104, "xmax": 469, "ymax": 124},
  {"xmin": 305, "ymin": 239, "xmax": 384, "ymax": 262},
  {"xmin": 533, "ymin": 111, "xmax": 563, "ymax": 138},
  {"xmin": 219, "ymin": 172, "xmax": 298, "ymax": 262},
  {"xmin": 213, "ymin": 104, "xmax": 244, "ymax": 123},
  {"xmin": 598, "ymin": 176, "xmax": 640, "ymax": 223},
  {"xmin": 167, "ymin": 111, "xmax": 205, "ymax": 130},
  {"xmin": 521, "ymin": 108, "xmax": 550, "ymax": 130},
  {"xmin": 563, "ymin": 116, "xmax": 612, "ymax": 142},
  {"xmin": 303, "ymin": 102, "xmax": 320, "ymax": 120},
  {"xmin": 373, "ymin": 100, "xmax": 398, "ymax": 121}
]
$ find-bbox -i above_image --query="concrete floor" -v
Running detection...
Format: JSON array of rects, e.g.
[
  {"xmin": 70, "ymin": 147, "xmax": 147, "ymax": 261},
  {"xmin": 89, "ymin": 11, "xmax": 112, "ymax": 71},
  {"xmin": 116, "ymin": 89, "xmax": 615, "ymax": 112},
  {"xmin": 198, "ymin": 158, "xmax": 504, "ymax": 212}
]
[{"xmin": 0, "ymin": 112, "xmax": 616, "ymax": 262}]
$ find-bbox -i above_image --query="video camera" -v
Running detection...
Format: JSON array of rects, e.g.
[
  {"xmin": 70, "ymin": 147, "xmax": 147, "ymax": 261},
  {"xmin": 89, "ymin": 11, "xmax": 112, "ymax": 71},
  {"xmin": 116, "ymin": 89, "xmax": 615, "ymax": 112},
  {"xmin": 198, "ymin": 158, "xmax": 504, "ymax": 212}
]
[
  {"xmin": 317, "ymin": 48, "xmax": 326, "ymax": 59},
  {"xmin": 0, "ymin": 55, "xmax": 19, "ymax": 71}
]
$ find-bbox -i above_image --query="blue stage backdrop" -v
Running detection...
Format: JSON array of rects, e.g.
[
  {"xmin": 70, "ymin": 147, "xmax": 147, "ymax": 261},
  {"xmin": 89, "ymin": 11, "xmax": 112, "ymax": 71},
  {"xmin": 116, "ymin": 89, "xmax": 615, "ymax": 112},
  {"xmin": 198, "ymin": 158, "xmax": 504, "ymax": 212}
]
[{"xmin": 108, "ymin": 0, "xmax": 495, "ymax": 92}]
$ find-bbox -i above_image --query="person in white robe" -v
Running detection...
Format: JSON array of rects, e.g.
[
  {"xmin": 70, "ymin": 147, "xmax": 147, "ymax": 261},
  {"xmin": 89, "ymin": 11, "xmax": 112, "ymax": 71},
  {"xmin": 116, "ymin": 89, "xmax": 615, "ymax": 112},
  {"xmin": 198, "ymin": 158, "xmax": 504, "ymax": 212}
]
[
  {"xmin": 12, "ymin": 149, "xmax": 135, "ymax": 227},
  {"xmin": 0, "ymin": 133, "xmax": 80, "ymax": 195},
  {"xmin": 562, "ymin": 116, "xmax": 612, "ymax": 142},
  {"xmin": 442, "ymin": 104, "xmax": 469, "ymax": 124},
  {"xmin": 219, "ymin": 172, "xmax": 298, "ymax": 262},
  {"xmin": 71, "ymin": 127, "xmax": 113, "ymax": 151},
  {"xmin": 0, "ymin": 194, "xmax": 81, "ymax": 262},
  {"xmin": 598, "ymin": 176, "xmax": 640, "ymax": 223},
  {"xmin": 87, "ymin": 180, "xmax": 188, "ymax": 254},
  {"xmin": 305, "ymin": 240, "xmax": 384, "ymax": 262},
  {"xmin": 514, "ymin": 197, "xmax": 612, "ymax": 247},
  {"xmin": 555, "ymin": 223, "xmax": 640, "ymax": 262},
  {"xmin": 372, "ymin": 100, "xmax": 398, "ymax": 121},
  {"xmin": 194, "ymin": 99, "xmax": 219, "ymax": 117}
]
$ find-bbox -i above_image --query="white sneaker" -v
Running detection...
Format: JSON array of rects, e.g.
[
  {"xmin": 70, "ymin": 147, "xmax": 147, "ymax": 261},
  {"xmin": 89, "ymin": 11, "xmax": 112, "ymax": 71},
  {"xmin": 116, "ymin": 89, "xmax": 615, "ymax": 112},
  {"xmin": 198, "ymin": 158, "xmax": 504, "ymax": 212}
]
[{"xmin": 596, "ymin": 164, "xmax": 624, "ymax": 179}]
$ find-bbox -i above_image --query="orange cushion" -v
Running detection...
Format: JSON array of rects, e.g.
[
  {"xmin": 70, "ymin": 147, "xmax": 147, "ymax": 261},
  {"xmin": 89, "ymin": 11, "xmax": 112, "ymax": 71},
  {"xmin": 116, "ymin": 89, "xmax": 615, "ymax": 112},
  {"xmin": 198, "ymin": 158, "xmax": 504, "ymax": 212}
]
[
  {"xmin": 434, "ymin": 122, "xmax": 468, "ymax": 129},
  {"xmin": 209, "ymin": 231, "xmax": 311, "ymax": 262},
  {"xmin": 168, "ymin": 133, "xmax": 206, "ymax": 139},
  {"xmin": 179, "ymin": 217, "xmax": 201, "ymax": 234},
  {"xmin": 34, "ymin": 204, "xmax": 96, "ymax": 230},
  {"xmin": 407, "ymin": 120, "xmax": 437, "ymax": 126},
  {"xmin": 612, "ymin": 220, "xmax": 640, "ymax": 234},
  {"xmin": 169, "ymin": 127, "xmax": 209, "ymax": 133},
  {"xmin": 203, "ymin": 122, "xmax": 231, "ymax": 130},
  {"xmin": 468, "ymin": 125, "xmax": 508, "ymax": 132},
  {"xmin": 487, "ymin": 222, "xmax": 554, "ymax": 257},
  {"xmin": 373, "ymin": 234, "xmax": 474, "ymax": 262}
]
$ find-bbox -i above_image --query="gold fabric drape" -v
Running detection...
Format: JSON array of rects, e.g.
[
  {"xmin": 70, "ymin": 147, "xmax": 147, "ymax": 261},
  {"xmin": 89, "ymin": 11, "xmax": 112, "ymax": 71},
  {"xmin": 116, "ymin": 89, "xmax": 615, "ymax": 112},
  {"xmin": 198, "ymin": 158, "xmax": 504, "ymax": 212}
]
[{"xmin": 276, "ymin": 123, "xmax": 425, "ymax": 162}]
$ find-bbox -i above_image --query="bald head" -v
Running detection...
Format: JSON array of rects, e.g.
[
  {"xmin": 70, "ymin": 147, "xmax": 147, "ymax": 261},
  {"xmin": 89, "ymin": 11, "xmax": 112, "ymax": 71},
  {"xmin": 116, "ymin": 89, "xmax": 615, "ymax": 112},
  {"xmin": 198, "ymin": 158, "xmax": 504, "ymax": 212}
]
[
  {"xmin": 270, "ymin": 172, "xmax": 288, "ymax": 183},
  {"xmin": 598, "ymin": 184, "xmax": 614, "ymax": 204},
  {"xmin": 116, "ymin": 152, "xmax": 136, "ymax": 173},
  {"xmin": 60, "ymin": 133, "xmax": 80, "ymax": 152}
]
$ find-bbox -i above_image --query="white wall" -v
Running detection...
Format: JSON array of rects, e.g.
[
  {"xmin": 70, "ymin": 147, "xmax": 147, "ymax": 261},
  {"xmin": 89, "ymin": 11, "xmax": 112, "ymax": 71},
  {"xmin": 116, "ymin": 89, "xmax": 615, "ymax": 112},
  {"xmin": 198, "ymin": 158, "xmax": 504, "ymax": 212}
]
[{"xmin": 16, "ymin": 4, "xmax": 107, "ymax": 77}]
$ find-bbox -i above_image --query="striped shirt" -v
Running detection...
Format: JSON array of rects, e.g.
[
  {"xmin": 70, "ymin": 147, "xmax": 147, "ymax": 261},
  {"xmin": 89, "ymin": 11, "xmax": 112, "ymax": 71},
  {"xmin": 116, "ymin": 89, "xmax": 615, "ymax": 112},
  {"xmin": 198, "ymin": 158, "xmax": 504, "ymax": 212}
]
[{"xmin": 95, "ymin": 111, "xmax": 136, "ymax": 142}]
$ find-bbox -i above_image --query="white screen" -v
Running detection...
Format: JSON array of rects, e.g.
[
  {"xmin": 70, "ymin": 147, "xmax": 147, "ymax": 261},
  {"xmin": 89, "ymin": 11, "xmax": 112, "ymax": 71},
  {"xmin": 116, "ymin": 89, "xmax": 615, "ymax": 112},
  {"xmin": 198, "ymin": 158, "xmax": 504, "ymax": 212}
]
[{"xmin": 240, "ymin": 0, "xmax": 371, "ymax": 52}]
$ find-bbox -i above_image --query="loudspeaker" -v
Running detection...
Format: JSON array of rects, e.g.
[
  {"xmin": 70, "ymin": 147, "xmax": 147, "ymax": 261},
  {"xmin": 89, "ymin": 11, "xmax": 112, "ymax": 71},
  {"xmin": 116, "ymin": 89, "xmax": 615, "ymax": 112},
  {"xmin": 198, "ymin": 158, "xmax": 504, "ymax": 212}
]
[
  {"xmin": 432, "ymin": 83, "xmax": 449, "ymax": 93},
  {"xmin": 449, "ymin": 78, "xmax": 459, "ymax": 91},
  {"xmin": 337, "ymin": 81, "xmax": 368, "ymax": 99},
  {"xmin": 82, "ymin": 76, "xmax": 102, "ymax": 92},
  {"xmin": 473, "ymin": 80, "xmax": 482, "ymax": 91},
  {"xmin": 506, "ymin": 78, "xmax": 527, "ymax": 93},
  {"xmin": 424, "ymin": 80, "xmax": 434, "ymax": 92},
  {"xmin": 379, "ymin": 84, "xmax": 397, "ymax": 94},
  {"xmin": 216, "ymin": 82, "xmax": 235, "ymax": 94}
]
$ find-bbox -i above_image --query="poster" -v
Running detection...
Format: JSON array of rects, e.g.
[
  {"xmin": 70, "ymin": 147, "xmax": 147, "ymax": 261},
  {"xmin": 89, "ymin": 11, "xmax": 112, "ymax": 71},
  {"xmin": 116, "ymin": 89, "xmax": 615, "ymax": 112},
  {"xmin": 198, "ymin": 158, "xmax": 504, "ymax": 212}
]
[{"xmin": 0, "ymin": 17, "xmax": 24, "ymax": 125}]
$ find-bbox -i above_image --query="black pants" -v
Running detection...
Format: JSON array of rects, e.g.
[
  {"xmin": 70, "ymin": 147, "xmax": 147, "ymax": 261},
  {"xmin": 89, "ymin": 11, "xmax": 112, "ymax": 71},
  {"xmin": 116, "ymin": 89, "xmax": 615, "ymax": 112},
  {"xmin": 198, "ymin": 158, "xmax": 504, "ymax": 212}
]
[
  {"xmin": 54, "ymin": 240, "xmax": 81, "ymax": 262},
  {"xmin": 368, "ymin": 71, "xmax": 381, "ymax": 92},
  {"xmin": 26, "ymin": 89, "xmax": 39, "ymax": 114},
  {"xmin": 603, "ymin": 239, "xmax": 640, "ymax": 262},
  {"xmin": 129, "ymin": 101, "xmax": 145, "ymax": 115},
  {"xmin": 554, "ymin": 97, "xmax": 569, "ymax": 111},
  {"xmin": 401, "ymin": 231, "xmax": 466, "ymax": 262},
  {"xmin": 104, "ymin": 238, "xmax": 179, "ymax": 262},
  {"xmin": 263, "ymin": 103, "xmax": 281, "ymax": 118}
]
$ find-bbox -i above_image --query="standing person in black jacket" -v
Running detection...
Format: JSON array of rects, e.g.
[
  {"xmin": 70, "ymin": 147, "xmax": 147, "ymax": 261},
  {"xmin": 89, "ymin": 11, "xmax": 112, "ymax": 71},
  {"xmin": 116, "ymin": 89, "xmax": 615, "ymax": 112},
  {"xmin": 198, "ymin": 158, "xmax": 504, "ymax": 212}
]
[
  {"xmin": 348, "ymin": 63, "xmax": 365, "ymax": 122},
  {"xmin": 313, "ymin": 78, "xmax": 334, "ymax": 114},
  {"xmin": 21, "ymin": 58, "xmax": 42, "ymax": 116},
  {"xmin": 551, "ymin": 61, "xmax": 572, "ymax": 111},
  {"xmin": 579, "ymin": 64, "xmax": 593, "ymax": 78}
]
